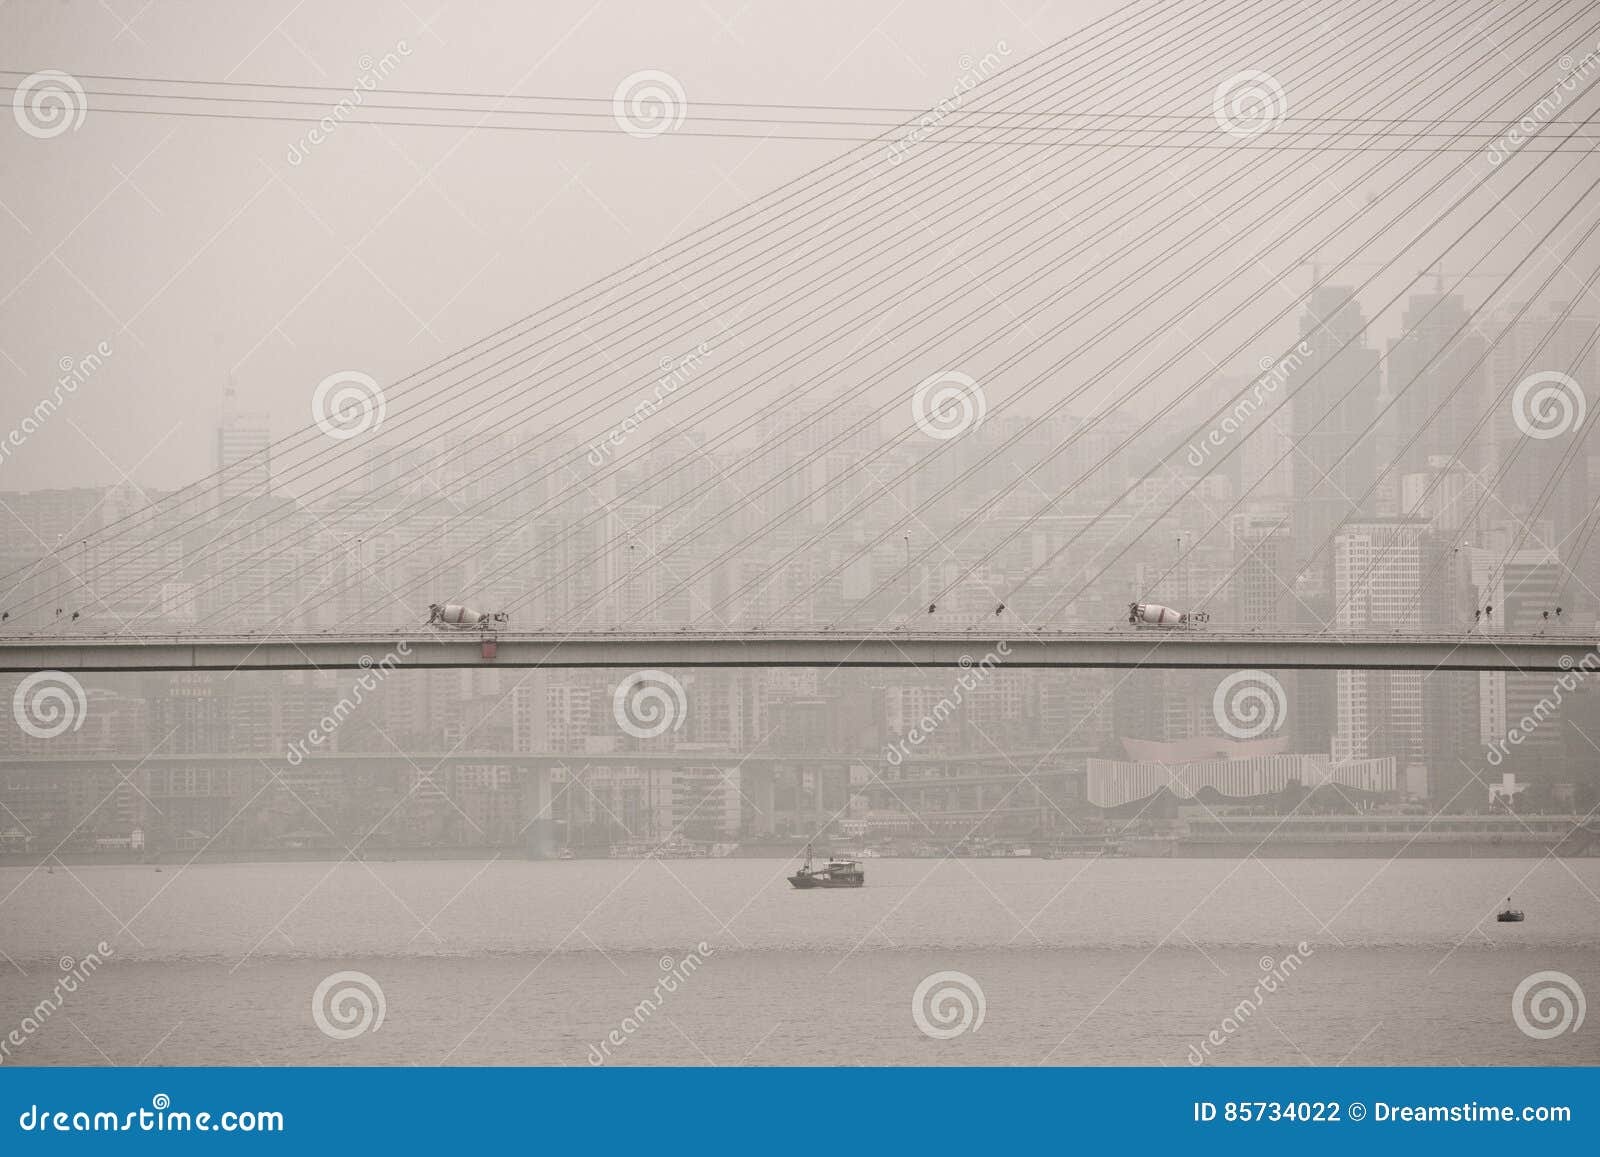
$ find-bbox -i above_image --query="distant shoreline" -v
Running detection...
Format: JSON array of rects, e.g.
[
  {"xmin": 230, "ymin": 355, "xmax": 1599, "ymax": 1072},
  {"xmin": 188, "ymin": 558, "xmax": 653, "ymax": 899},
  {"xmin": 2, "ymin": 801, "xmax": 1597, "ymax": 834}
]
[{"xmin": 4, "ymin": 844, "xmax": 1595, "ymax": 867}]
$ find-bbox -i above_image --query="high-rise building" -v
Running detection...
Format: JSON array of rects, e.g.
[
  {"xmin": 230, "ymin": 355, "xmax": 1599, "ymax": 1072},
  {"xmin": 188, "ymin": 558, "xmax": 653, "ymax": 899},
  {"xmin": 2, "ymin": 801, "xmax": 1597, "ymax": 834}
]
[
  {"xmin": 1466, "ymin": 546, "xmax": 1565, "ymax": 794},
  {"xmin": 1499, "ymin": 304, "xmax": 1598, "ymax": 607},
  {"xmin": 1331, "ymin": 519, "xmax": 1426, "ymax": 768},
  {"xmin": 1386, "ymin": 286, "xmax": 1489, "ymax": 478},
  {"xmin": 215, "ymin": 387, "xmax": 271, "ymax": 506},
  {"xmin": 1289, "ymin": 284, "xmax": 1383, "ymax": 589},
  {"xmin": 1229, "ymin": 508, "xmax": 1292, "ymax": 627}
]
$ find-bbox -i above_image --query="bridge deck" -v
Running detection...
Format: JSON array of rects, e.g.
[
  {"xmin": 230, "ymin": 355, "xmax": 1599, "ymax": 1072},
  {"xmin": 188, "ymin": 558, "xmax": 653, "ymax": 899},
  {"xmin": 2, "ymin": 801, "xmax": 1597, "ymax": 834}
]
[{"xmin": 0, "ymin": 630, "xmax": 1592, "ymax": 672}]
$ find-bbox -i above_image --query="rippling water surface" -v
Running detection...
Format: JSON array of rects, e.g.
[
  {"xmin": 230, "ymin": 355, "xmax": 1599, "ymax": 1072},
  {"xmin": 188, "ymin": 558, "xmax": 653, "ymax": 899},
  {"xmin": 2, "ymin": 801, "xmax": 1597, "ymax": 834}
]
[{"xmin": 1, "ymin": 857, "xmax": 1595, "ymax": 1065}]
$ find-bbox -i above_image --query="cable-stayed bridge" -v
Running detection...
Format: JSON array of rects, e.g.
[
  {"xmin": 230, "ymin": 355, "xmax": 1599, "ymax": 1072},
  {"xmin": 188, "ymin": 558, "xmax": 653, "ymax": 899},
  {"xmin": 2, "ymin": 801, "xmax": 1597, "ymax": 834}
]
[
  {"xmin": 9, "ymin": 1, "xmax": 1600, "ymax": 1087},
  {"xmin": 3, "ymin": 0, "xmax": 1598, "ymax": 685},
  {"xmin": 0, "ymin": 630, "xmax": 1590, "ymax": 672}
]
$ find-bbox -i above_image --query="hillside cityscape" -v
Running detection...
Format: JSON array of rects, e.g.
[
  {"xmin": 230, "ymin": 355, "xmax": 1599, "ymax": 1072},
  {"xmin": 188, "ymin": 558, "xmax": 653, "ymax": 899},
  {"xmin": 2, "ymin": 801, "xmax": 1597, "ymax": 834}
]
[{"xmin": 4, "ymin": 283, "xmax": 1597, "ymax": 860}]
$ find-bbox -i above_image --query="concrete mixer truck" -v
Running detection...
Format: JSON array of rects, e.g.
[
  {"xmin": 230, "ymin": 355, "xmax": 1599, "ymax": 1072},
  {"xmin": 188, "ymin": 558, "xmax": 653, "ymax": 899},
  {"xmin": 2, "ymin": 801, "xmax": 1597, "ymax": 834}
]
[{"xmin": 1127, "ymin": 602, "xmax": 1209, "ymax": 629}]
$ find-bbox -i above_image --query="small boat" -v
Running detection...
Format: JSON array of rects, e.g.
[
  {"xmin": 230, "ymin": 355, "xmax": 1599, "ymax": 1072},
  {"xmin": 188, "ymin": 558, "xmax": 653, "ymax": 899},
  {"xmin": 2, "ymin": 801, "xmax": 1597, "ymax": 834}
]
[
  {"xmin": 787, "ymin": 847, "xmax": 864, "ymax": 889},
  {"xmin": 1496, "ymin": 896, "xmax": 1524, "ymax": 923}
]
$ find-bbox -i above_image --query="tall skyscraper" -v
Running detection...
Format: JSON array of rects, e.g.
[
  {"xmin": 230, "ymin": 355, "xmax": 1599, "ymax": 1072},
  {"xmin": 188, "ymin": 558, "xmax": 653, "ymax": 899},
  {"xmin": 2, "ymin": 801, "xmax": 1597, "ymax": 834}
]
[
  {"xmin": 1500, "ymin": 303, "xmax": 1598, "ymax": 607},
  {"xmin": 1386, "ymin": 286, "xmax": 1489, "ymax": 478},
  {"xmin": 216, "ymin": 387, "xmax": 272, "ymax": 506},
  {"xmin": 1467, "ymin": 546, "xmax": 1564, "ymax": 794},
  {"xmin": 1331, "ymin": 519, "xmax": 1426, "ymax": 770},
  {"xmin": 1289, "ymin": 284, "xmax": 1384, "ymax": 593}
]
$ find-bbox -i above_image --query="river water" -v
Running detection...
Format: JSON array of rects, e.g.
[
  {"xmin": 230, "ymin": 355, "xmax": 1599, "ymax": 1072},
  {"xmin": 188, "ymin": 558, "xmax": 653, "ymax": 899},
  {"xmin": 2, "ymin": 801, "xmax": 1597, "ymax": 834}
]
[{"xmin": 1, "ymin": 857, "xmax": 1595, "ymax": 1065}]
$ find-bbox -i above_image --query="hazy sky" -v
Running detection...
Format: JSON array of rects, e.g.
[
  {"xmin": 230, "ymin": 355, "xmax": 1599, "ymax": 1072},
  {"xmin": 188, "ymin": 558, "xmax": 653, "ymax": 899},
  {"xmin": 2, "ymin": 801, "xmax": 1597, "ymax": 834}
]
[
  {"xmin": 2, "ymin": 0, "xmax": 1594, "ymax": 494},
  {"xmin": 0, "ymin": 0, "xmax": 1109, "ymax": 491}
]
